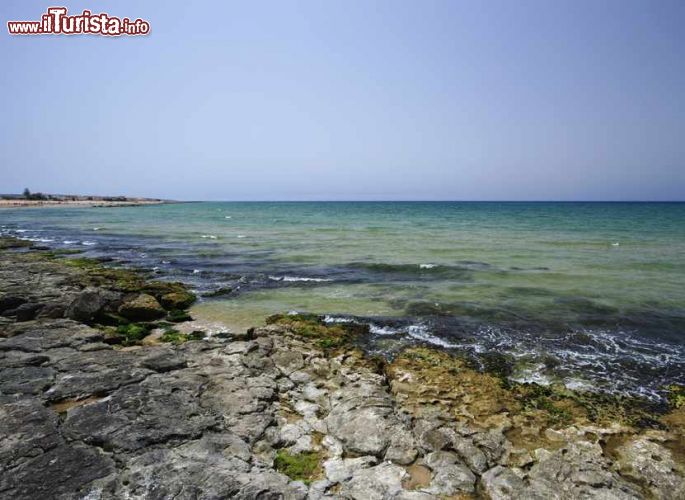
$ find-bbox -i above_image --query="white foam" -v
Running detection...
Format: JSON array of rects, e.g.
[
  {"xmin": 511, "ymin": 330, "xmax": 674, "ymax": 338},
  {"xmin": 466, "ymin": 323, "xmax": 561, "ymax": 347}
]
[
  {"xmin": 82, "ymin": 241, "xmax": 96, "ymax": 246},
  {"xmin": 565, "ymin": 378, "xmax": 593, "ymax": 391},
  {"xmin": 407, "ymin": 324, "xmax": 458, "ymax": 348},
  {"xmin": 419, "ymin": 264, "xmax": 436, "ymax": 269},
  {"xmin": 510, "ymin": 364, "xmax": 552, "ymax": 386},
  {"xmin": 192, "ymin": 269, "xmax": 201, "ymax": 274},
  {"xmin": 369, "ymin": 324, "xmax": 399, "ymax": 335},
  {"xmin": 201, "ymin": 234, "xmax": 218, "ymax": 239},
  {"xmin": 63, "ymin": 240, "xmax": 78, "ymax": 245},
  {"xmin": 268, "ymin": 275, "xmax": 332, "ymax": 282},
  {"xmin": 323, "ymin": 315, "xmax": 355, "ymax": 324}
]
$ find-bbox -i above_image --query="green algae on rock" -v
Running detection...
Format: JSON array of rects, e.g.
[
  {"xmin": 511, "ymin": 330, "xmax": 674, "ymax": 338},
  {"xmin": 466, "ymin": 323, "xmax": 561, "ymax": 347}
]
[
  {"xmin": 667, "ymin": 385, "xmax": 685, "ymax": 410},
  {"xmin": 0, "ymin": 237, "xmax": 198, "ymax": 346},
  {"xmin": 0, "ymin": 238, "xmax": 33, "ymax": 250},
  {"xmin": 118, "ymin": 293, "xmax": 166, "ymax": 321},
  {"xmin": 159, "ymin": 327, "xmax": 204, "ymax": 345},
  {"xmin": 166, "ymin": 309, "xmax": 193, "ymax": 323},
  {"xmin": 159, "ymin": 291, "xmax": 196, "ymax": 310},
  {"xmin": 265, "ymin": 313, "xmax": 367, "ymax": 350},
  {"xmin": 274, "ymin": 450, "xmax": 323, "ymax": 484},
  {"xmin": 113, "ymin": 323, "xmax": 152, "ymax": 346}
]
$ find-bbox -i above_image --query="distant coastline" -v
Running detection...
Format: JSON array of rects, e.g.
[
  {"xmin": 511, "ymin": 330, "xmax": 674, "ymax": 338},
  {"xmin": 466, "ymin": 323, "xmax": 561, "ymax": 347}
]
[{"xmin": 0, "ymin": 193, "xmax": 174, "ymax": 209}]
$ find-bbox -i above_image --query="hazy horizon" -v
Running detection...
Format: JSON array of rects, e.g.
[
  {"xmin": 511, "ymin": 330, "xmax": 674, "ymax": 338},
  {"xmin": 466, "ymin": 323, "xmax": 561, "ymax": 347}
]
[
  {"xmin": 2, "ymin": 0, "xmax": 684, "ymax": 201},
  {"xmin": 4, "ymin": 191, "xmax": 685, "ymax": 202}
]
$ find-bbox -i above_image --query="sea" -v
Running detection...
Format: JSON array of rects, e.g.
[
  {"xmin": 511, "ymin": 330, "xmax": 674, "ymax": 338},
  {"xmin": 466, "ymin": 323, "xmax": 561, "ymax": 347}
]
[{"xmin": 2, "ymin": 201, "xmax": 684, "ymax": 401}]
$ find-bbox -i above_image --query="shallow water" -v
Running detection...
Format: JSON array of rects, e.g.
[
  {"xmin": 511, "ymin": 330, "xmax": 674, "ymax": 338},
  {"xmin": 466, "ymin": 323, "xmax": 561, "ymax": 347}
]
[{"xmin": 2, "ymin": 201, "xmax": 684, "ymax": 400}]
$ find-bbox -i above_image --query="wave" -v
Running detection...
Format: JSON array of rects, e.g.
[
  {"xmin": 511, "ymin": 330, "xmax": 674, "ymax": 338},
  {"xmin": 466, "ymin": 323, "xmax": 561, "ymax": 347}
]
[
  {"xmin": 365, "ymin": 320, "xmax": 458, "ymax": 348},
  {"xmin": 268, "ymin": 275, "xmax": 332, "ymax": 283},
  {"xmin": 323, "ymin": 315, "xmax": 356, "ymax": 324},
  {"xmin": 406, "ymin": 324, "xmax": 459, "ymax": 348},
  {"xmin": 24, "ymin": 237, "xmax": 54, "ymax": 243},
  {"xmin": 348, "ymin": 262, "xmax": 473, "ymax": 280},
  {"xmin": 369, "ymin": 324, "xmax": 400, "ymax": 335},
  {"xmin": 338, "ymin": 313, "xmax": 684, "ymax": 401}
]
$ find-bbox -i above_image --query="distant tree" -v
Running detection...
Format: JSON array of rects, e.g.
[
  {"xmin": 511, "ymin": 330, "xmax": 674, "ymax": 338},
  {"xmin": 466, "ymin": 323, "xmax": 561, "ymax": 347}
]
[{"xmin": 23, "ymin": 188, "xmax": 30, "ymax": 199}]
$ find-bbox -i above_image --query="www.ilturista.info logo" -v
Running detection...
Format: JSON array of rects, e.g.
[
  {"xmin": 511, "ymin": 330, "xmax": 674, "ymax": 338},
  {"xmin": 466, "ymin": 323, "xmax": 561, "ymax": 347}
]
[{"xmin": 7, "ymin": 7, "xmax": 150, "ymax": 36}]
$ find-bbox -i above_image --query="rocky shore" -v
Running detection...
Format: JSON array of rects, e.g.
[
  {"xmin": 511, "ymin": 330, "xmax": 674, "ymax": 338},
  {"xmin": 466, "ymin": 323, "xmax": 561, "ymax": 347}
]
[{"xmin": 1, "ymin": 237, "xmax": 683, "ymax": 499}]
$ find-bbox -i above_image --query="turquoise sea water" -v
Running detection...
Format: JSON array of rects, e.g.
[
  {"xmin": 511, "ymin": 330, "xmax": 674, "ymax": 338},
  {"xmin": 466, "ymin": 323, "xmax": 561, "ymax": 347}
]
[{"xmin": 2, "ymin": 202, "xmax": 684, "ymax": 400}]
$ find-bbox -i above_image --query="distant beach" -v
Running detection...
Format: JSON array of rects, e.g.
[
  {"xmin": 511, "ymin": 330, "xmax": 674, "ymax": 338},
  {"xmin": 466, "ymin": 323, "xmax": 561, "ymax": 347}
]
[{"xmin": 0, "ymin": 196, "xmax": 172, "ymax": 209}]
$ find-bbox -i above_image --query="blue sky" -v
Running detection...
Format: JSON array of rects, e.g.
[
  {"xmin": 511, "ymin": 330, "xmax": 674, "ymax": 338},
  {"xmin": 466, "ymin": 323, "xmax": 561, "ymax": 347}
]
[{"xmin": 1, "ymin": 0, "xmax": 684, "ymax": 200}]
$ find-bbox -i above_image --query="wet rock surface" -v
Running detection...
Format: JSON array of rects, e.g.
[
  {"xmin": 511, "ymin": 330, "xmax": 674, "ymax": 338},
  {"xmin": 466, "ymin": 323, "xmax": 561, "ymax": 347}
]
[{"xmin": 1, "ymin": 242, "xmax": 684, "ymax": 499}]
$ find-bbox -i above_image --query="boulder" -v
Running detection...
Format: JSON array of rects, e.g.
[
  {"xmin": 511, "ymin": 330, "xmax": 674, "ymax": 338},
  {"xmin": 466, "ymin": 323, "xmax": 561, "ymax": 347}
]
[
  {"xmin": 160, "ymin": 291, "xmax": 195, "ymax": 310},
  {"xmin": 14, "ymin": 303, "xmax": 42, "ymax": 322},
  {"xmin": 66, "ymin": 287, "xmax": 121, "ymax": 322},
  {"xmin": 118, "ymin": 293, "xmax": 165, "ymax": 321}
]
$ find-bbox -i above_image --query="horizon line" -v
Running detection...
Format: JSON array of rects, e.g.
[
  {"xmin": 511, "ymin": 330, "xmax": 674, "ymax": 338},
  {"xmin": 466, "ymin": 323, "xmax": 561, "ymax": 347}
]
[{"xmin": 179, "ymin": 199, "xmax": 685, "ymax": 203}]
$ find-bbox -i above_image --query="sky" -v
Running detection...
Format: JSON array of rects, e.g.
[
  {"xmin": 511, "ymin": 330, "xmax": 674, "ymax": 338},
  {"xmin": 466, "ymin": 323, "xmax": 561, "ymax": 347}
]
[{"xmin": 1, "ymin": 0, "xmax": 684, "ymax": 201}]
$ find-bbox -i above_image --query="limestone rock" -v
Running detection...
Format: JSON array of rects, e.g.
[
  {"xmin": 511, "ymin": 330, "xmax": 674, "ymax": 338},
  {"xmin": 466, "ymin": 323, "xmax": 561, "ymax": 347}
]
[
  {"xmin": 343, "ymin": 462, "xmax": 407, "ymax": 500},
  {"xmin": 324, "ymin": 456, "xmax": 378, "ymax": 483},
  {"xmin": 385, "ymin": 429, "xmax": 419, "ymax": 465},
  {"xmin": 424, "ymin": 462, "xmax": 476, "ymax": 495},
  {"xmin": 118, "ymin": 293, "xmax": 165, "ymax": 321},
  {"xmin": 615, "ymin": 436, "xmax": 685, "ymax": 500},
  {"xmin": 451, "ymin": 434, "xmax": 489, "ymax": 473},
  {"xmin": 481, "ymin": 466, "xmax": 527, "ymax": 500},
  {"xmin": 160, "ymin": 290, "xmax": 196, "ymax": 309},
  {"xmin": 325, "ymin": 398, "xmax": 396, "ymax": 457},
  {"xmin": 66, "ymin": 287, "xmax": 121, "ymax": 322}
]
